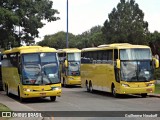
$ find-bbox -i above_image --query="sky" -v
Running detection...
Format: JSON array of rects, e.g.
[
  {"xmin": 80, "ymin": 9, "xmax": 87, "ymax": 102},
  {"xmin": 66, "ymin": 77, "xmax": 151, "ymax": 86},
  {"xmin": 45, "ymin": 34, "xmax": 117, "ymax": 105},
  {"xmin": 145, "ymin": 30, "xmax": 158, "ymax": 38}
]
[{"xmin": 35, "ymin": 0, "xmax": 160, "ymax": 42}]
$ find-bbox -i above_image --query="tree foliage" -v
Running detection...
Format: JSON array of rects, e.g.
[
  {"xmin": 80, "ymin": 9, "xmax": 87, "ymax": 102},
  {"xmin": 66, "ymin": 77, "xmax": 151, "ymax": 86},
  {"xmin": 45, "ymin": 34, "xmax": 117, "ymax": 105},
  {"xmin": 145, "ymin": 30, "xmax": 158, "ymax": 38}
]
[
  {"xmin": 38, "ymin": 26, "xmax": 105, "ymax": 49},
  {"xmin": 34, "ymin": 0, "xmax": 160, "ymax": 50},
  {"xmin": 74, "ymin": 26, "xmax": 105, "ymax": 49},
  {"xmin": 0, "ymin": 0, "xmax": 59, "ymax": 49},
  {"xmin": 2, "ymin": 0, "xmax": 159, "ymax": 50},
  {"xmin": 102, "ymin": 0, "xmax": 149, "ymax": 44},
  {"xmin": 38, "ymin": 31, "xmax": 76, "ymax": 49},
  {"xmin": 149, "ymin": 31, "xmax": 160, "ymax": 57}
]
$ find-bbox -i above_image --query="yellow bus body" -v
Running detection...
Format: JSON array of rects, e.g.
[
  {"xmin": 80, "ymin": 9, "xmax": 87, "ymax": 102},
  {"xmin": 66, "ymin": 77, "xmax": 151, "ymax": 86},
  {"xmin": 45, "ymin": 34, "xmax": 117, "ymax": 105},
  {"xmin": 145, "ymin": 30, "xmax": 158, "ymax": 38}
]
[
  {"xmin": 81, "ymin": 43, "xmax": 157, "ymax": 97},
  {"xmin": 58, "ymin": 48, "xmax": 81, "ymax": 86},
  {"xmin": 2, "ymin": 46, "xmax": 62, "ymax": 101}
]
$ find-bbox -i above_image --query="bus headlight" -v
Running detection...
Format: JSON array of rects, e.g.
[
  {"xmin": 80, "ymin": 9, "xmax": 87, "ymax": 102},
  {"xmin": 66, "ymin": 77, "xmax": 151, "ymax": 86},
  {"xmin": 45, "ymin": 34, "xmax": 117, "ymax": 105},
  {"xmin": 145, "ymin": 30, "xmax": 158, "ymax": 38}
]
[
  {"xmin": 51, "ymin": 87, "xmax": 61, "ymax": 90},
  {"xmin": 147, "ymin": 83, "xmax": 154, "ymax": 87},
  {"xmin": 23, "ymin": 88, "xmax": 32, "ymax": 92},
  {"xmin": 121, "ymin": 84, "xmax": 130, "ymax": 87}
]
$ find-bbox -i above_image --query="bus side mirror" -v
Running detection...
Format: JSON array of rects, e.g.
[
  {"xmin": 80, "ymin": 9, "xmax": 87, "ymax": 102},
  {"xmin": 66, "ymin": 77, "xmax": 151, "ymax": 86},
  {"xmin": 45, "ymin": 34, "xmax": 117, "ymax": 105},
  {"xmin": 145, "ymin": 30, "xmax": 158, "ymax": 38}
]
[
  {"xmin": 116, "ymin": 59, "xmax": 120, "ymax": 69},
  {"xmin": 64, "ymin": 60, "xmax": 68, "ymax": 67},
  {"xmin": 153, "ymin": 58, "xmax": 159, "ymax": 68}
]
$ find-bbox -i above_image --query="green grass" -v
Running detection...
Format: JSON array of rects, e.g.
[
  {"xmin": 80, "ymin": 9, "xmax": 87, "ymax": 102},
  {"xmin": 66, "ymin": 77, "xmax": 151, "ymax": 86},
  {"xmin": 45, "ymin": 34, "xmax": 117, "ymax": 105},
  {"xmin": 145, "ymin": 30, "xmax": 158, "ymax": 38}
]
[
  {"xmin": 0, "ymin": 103, "xmax": 11, "ymax": 111},
  {"xmin": 0, "ymin": 103, "xmax": 12, "ymax": 120},
  {"xmin": 155, "ymin": 84, "xmax": 160, "ymax": 94}
]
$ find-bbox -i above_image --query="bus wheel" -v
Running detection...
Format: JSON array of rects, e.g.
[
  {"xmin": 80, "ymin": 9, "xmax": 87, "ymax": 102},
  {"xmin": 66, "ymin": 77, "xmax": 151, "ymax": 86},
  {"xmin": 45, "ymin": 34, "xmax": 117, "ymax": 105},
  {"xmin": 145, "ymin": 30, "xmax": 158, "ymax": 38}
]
[
  {"xmin": 141, "ymin": 93, "xmax": 147, "ymax": 98},
  {"xmin": 86, "ymin": 81, "xmax": 89, "ymax": 92},
  {"xmin": 89, "ymin": 81, "xmax": 93, "ymax": 92},
  {"xmin": 112, "ymin": 85, "xmax": 118, "ymax": 98},
  {"xmin": 18, "ymin": 88, "xmax": 24, "ymax": 102},
  {"xmin": 50, "ymin": 96, "xmax": 56, "ymax": 101}
]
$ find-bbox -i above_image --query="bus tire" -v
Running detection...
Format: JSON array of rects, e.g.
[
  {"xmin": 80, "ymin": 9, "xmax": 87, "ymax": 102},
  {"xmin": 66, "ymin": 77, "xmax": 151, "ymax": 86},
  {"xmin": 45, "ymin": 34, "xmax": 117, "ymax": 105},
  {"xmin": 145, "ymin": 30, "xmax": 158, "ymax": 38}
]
[
  {"xmin": 141, "ymin": 93, "xmax": 147, "ymax": 98},
  {"xmin": 86, "ymin": 81, "xmax": 89, "ymax": 92},
  {"xmin": 50, "ymin": 96, "xmax": 56, "ymax": 101},
  {"xmin": 89, "ymin": 81, "xmax": 93, "ymax": 92},
  {"xmin": 112, "ymin": 84, "xmax": 118, "ymax": 98},
  {"xmin": 18, "ymin": 88, "xmax": 24, "ymax": 102}
]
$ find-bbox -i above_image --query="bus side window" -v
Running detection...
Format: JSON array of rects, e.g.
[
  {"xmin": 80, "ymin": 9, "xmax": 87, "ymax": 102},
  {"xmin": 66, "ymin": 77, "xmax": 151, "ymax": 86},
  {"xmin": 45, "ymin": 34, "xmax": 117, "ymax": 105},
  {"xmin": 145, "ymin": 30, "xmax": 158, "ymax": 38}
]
[
  {"xmin": 114, "ymin": 49, "xmax": 118, "ymax": 61},
  {"xmin": 18, "ymin": 54, "xmax": 22, "ymax": 74},
  {"xmin": 58, "ymin": 53, "xmax": 64, "ymax": 64},
  {"xmin": 82, "ymin": 52, "xmax": 94, "ymax": 64},
  {"xmin": 101, "ymin": 51, "xmax": 106, "ymax": 63},
  {"xmin": 97, "ymin": 51, "xmax": 103, "ymax": 63},
  {"xmin": 2, "ymin": 55, "xmax": 11, "ymax": 67},
  {"xmin": 88, "ymin": 52, "xmax": 91, "ymax": 63},
  {"xmin": 81, "ymin": 52, "xmax": 87, "ymax": 63},
  {"xmin": 9, "ymin": 53, "xmax": 19, "ymax": 68},
  {"xmin": 61, "ymin": 53, "xmax": 66, "ymax": 73},
  {"xmin": 106, "ymin": 50, "xmax": 113, "ymax": 64},
  {"xmin": 92, "ymin": 51, "xmax": 97, "ymax": 64}
]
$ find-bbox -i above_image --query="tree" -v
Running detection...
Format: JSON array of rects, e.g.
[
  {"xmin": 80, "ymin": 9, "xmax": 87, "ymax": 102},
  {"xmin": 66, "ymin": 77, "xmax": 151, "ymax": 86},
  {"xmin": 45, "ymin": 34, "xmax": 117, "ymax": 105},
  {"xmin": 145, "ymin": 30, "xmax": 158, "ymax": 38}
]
[
  {"xmin": 102, "ymin": 0, "xmax": 149, "ymax": 44},
  {"xmin": 149, "ymin": 31, "xmax": 160, "ymax": 57},
  {"xmin": 38, "ymin": 31, "xmax": 76, "ymax": 49},
  {"xmin": 38, "ymin": 26, "xmax": 105, "ymax": 49},
  {"xmin": 88, "ymin": 26, "xmax": 105, "ymax": 47},
  {"xmin": 0, "ymin": 0, "xmax": 59, "ymax": 49},
  {"xmin": 74, "ymin": 26, "xmax": 105, "ymax": 49}
]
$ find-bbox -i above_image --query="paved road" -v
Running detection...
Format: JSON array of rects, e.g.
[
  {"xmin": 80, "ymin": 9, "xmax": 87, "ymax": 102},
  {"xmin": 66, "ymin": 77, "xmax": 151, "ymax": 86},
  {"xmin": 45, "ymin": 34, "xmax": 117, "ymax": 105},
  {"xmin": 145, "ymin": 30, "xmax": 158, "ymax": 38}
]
[
  {"xmin": 1, "ymin": 86, "xmax": 160, "ymax": 120},
  {"xmin": 21, "ymin": 86, "xmax": 160, "ymax": 111}
]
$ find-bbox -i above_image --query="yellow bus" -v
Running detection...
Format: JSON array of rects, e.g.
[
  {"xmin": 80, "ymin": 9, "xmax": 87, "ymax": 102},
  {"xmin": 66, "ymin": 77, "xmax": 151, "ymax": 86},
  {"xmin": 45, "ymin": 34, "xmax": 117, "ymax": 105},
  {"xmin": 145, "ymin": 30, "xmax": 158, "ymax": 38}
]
[
  {"xmin": 58, "ymin": 48, "xmax": 81, "ymax": 87},
  {"xmin": 2, "ymin": 46, "xmax": 61, "ymax": 102},
  {"xmin": 81, "ymin": 43, "xmax": 159, "ymax": 97}
]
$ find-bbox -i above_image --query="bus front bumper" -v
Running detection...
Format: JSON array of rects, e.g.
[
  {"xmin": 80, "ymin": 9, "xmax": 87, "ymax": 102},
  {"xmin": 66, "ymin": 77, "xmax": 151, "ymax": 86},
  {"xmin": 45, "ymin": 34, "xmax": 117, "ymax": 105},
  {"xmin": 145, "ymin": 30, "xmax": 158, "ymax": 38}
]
[
  {"xmin": 21, "ymin": 89, "xmax": 62, "ymax": 98},
  {"xmin": 66, "ymin": 76, "xmax": 81, "ymax": 85},
  {"xmin": 118, "ymin": 86, "xmax": 155, "ymax": 94},
  {"xmin": 67, "ymin": 80, "xmax": 81, "ymax": 85}
]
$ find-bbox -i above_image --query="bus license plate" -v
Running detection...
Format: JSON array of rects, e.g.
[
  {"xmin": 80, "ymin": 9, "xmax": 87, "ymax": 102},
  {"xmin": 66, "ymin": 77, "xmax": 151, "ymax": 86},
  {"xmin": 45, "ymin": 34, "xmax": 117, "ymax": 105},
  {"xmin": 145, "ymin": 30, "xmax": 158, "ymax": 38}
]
[{"xmin": 40, "ymin": 93, "xmax": 46, "ymax": 96}]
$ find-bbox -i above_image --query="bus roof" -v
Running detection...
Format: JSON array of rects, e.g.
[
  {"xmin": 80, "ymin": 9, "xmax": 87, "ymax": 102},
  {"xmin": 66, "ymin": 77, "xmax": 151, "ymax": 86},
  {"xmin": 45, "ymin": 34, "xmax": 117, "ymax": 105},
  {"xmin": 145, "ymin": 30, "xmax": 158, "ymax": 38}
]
[
  {"xmin": 57, "ymin": 48, "xmax": 81, "ymax": 53},
  {"xmin": 3, "ymin": 46, "xmax": 57, "ymax": 54},
  {"xmin": 82, "ymin": 43, "xmax": 150, "ymax": 51}
]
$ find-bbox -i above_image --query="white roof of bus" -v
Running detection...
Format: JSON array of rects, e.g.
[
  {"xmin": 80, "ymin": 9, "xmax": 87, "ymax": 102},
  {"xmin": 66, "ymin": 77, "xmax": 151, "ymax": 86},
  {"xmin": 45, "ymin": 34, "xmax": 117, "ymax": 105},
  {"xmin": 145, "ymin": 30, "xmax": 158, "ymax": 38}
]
[
  {"xmin": 3, "ymin": 46, "xmax": 57, "ymax": 54},
  {"xmin": 82, "ymin": 43, "xmax": 150, "ymax": 51},
  {"xmin": 57, "ymin": 48, "xmax": 81, "ymax": 53}
]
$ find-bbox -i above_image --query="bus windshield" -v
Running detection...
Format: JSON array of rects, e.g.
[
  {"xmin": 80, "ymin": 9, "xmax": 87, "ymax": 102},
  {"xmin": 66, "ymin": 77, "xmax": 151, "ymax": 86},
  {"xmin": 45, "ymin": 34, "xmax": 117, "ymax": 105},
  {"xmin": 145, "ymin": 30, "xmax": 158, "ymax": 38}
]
[
  {"xmin": 120, "ymin": 61, "xmax": 154, "ymax": 82},
  {"xmin": 22, "ymin": 53, "xmax": 60, "ymax": 85},
  {"xmin": 120, "ymin": 49, "xmax": 153, "ymax": 82},
  {"xmin": 67, "ymin": 52, "xmax": 81, "ymax": 61},
  {"xmin": 67, "ymin": 53, "xmax": 81, "ymax": 76},
  {"xmin": 120, "ymin": 48, "xmax": 152, "ymax": 60},
  {"xmin": 68, "ymin": 61, "xmax": 80, "ymax": 76}
]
